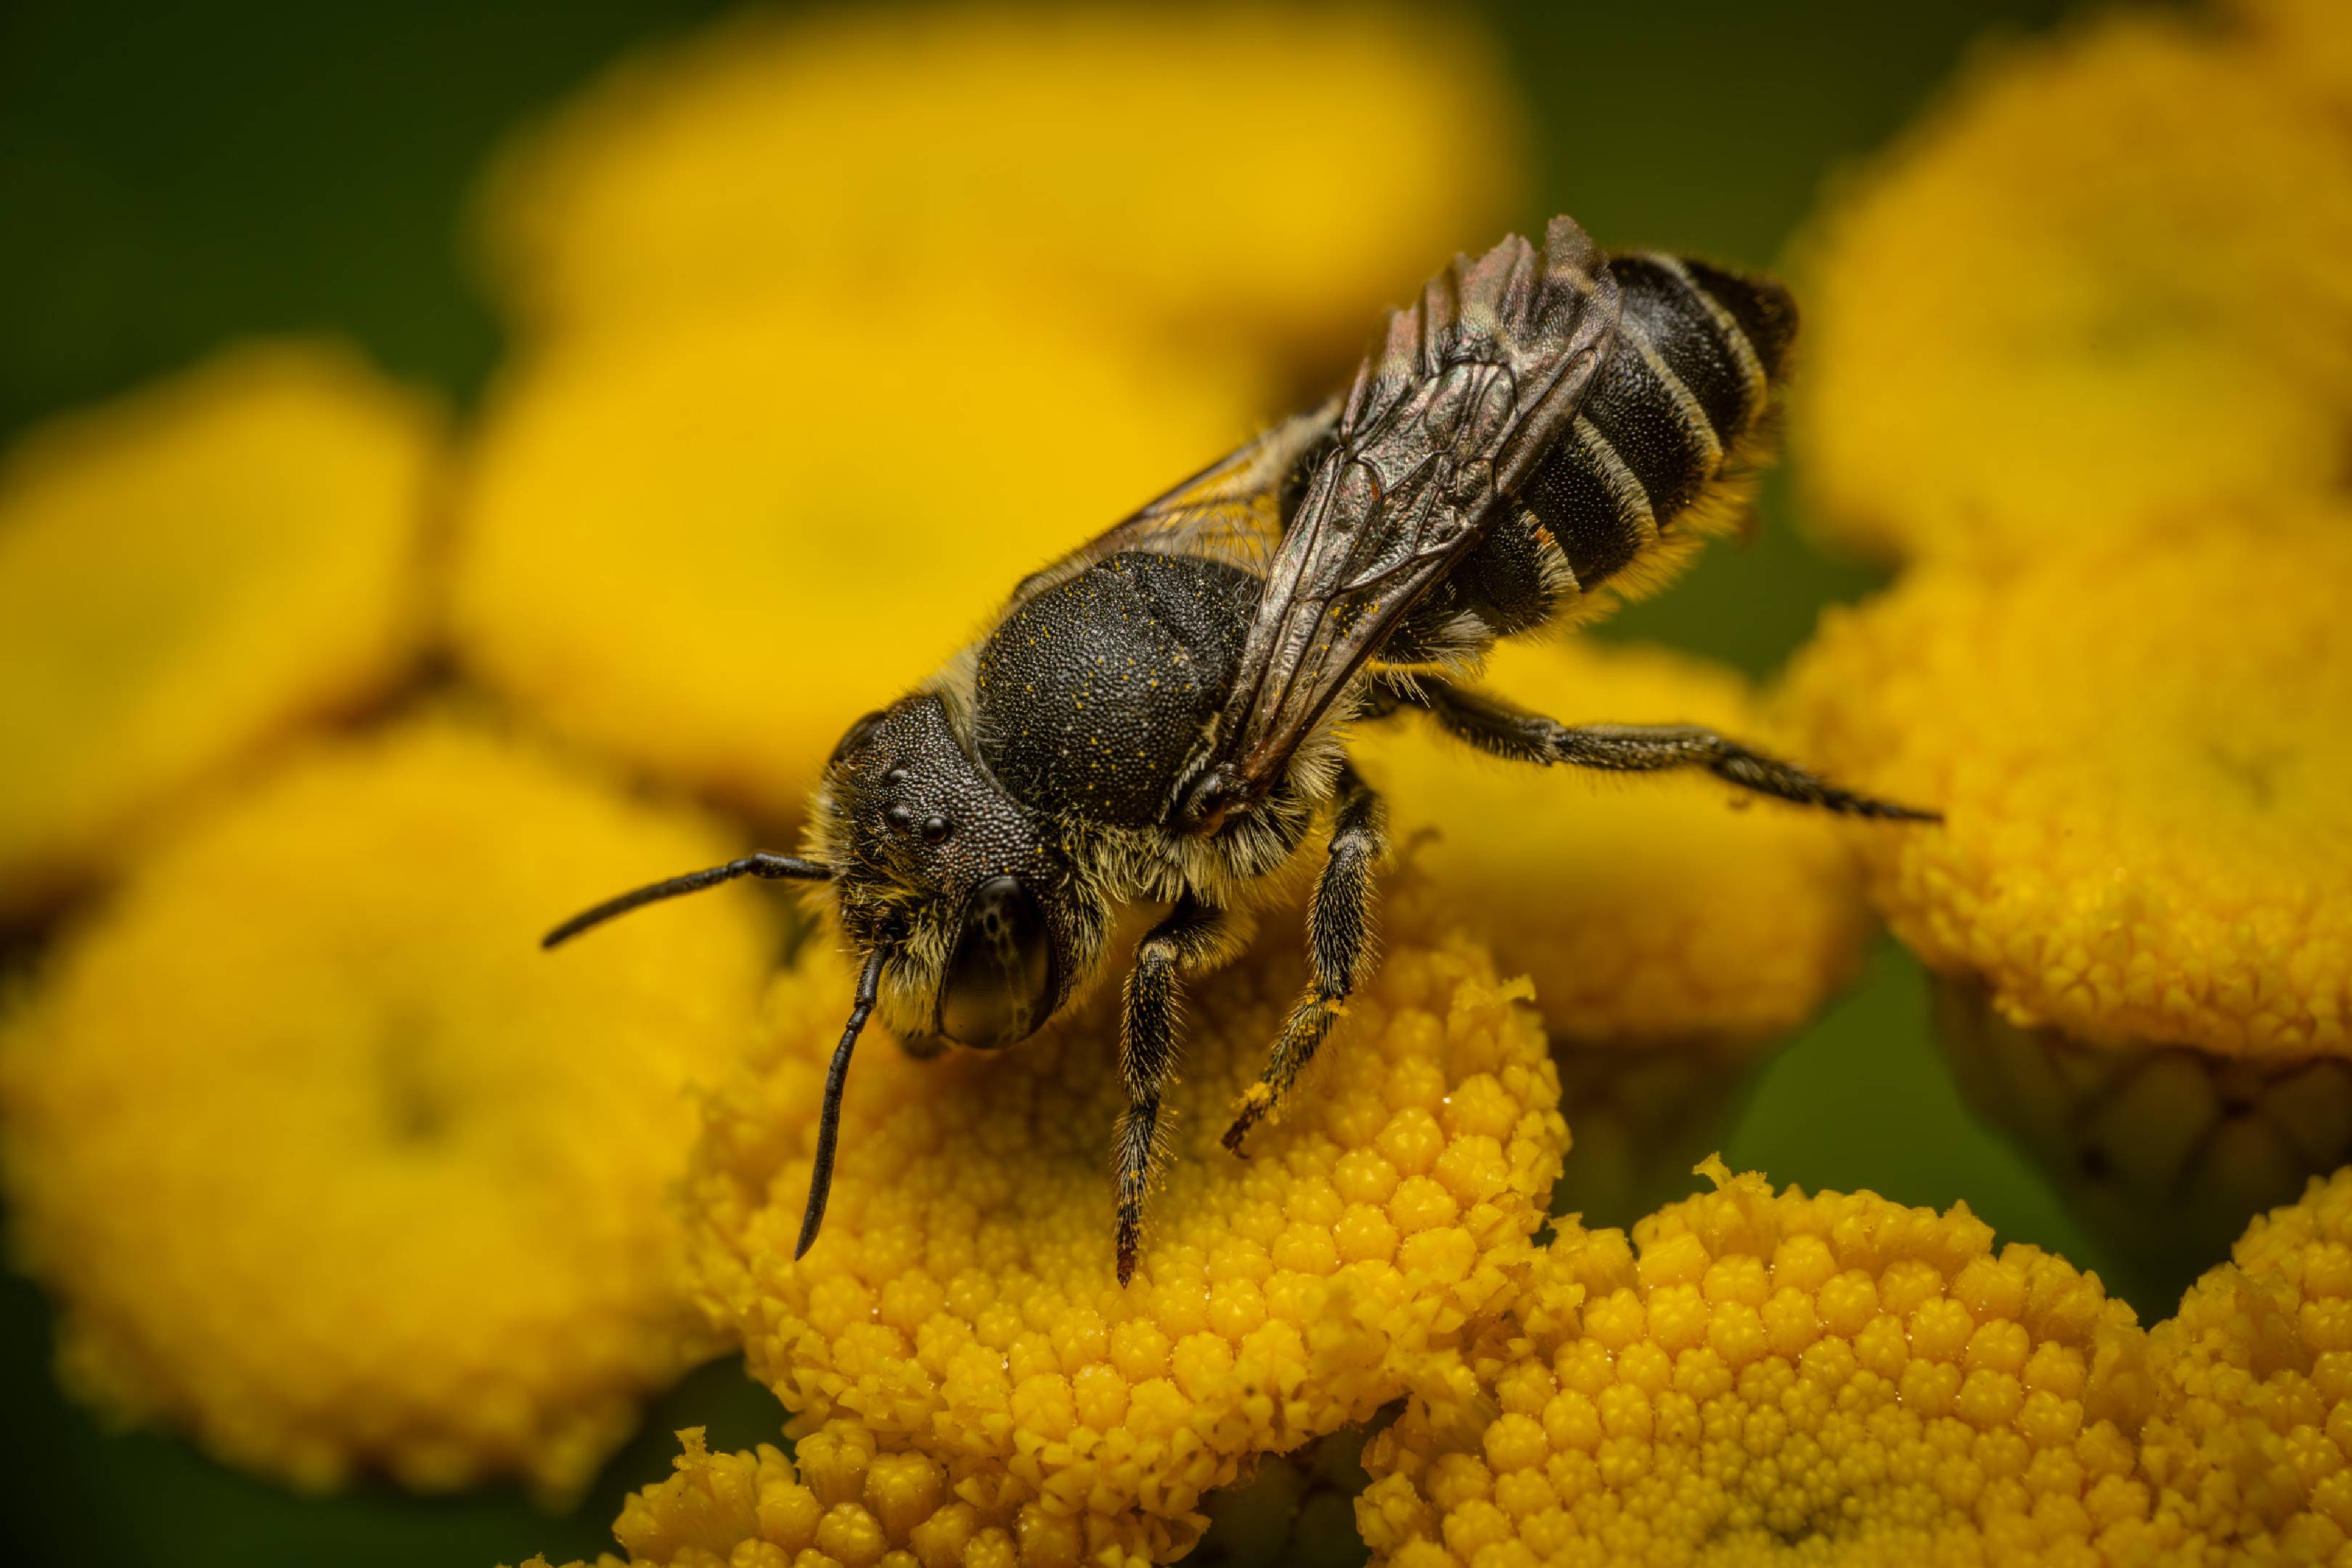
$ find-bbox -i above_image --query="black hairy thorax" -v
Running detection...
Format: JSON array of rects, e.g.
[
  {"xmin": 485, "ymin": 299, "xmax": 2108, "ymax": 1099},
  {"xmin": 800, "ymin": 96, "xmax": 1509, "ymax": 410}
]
[{"xmin": 973, "ymin": 552, "xmax": 1262, "ymax": 828}]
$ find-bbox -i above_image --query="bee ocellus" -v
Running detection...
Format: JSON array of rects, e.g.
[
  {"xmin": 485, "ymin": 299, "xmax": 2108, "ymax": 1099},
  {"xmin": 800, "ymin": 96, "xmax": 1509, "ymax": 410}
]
[{"xmin": 545, "ymin": 216, "xmax": 1935, "ymax": 1284}]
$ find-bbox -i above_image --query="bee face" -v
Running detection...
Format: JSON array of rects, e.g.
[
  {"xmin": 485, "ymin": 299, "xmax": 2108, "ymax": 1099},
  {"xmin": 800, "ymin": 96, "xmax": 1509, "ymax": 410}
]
[{"xmin": 814, "ymin": 694, "xmax": 1093, "ymax": 1049}]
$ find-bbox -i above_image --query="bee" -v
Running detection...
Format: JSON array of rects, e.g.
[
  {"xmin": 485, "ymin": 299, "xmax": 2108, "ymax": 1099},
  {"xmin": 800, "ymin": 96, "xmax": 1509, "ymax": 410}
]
[{"xmin": 545, "ymin": 215, "xmax": 1934, "ymax": 1284}]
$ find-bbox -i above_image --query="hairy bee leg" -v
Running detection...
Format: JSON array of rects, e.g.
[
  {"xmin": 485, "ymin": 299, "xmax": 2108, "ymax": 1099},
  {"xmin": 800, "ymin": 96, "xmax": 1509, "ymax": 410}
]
[
  {"xmin": 1224, "ymin": 764, "xmax": 1388, "ymax": 1155},
  {"xmin": 1116, "ymin": 894, "xmax": 1244, "ymax": 1286},
  {"xmin": 1404, "ymin": 677, "xmax": 1938, "ymax": 821}
]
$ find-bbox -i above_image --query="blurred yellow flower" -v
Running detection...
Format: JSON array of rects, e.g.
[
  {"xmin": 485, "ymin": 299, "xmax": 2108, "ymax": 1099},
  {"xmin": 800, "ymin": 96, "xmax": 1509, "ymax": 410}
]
[
  {"xmin": 1794, "ymin": 12, "xmax": 2352, "ymax": 563},
  {"xmin": 683, "ymin": 890, "xmax": 1566, "ymax": 1561},
  {"xmin": 1787, "ymin": 519, "xmax": 2352, "ymax": 1285},
  {"xmin": 449, "ymin": 289, "xmax": 1263, "ymax": 823},
  {"xmin": 0, "ymin": 719, "xmax": 776, "ymax": 1499},
  {"xmin": 1357, "ymin": 1160, "xmax": 2165, "ymax": 1566},
  {"xmin": 0, "ymin": 340, "xmax": 440, "ymax": 916},
  {"xmin": 475, "ymin": 1, "xmax": 1528, "ymax": 365},
  {"xmin": 2141, "ymin": 1168, "xmax": 2352, "ymax": 1562},
  {"xmin": 1357, "ymin": 637, "xmax": 1871, "ymax": 1224},
  {"xmin": 2227, "ymin": 0, "xmax": 2352, "ymax": 115}
]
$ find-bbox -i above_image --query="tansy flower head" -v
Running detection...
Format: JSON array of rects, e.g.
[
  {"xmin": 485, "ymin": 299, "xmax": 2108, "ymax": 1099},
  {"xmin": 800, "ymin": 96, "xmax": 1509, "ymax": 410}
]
[
  {"xmin": 1356, "ymin": 1160, "xmax": 2162, "ymax": 1567},
  {"xmin": 449, "ymin": 289, "xmax": 1262, "ymax": 823},
  {"xmin": 1786, "ymin": 519, "xmax": 2352, "ymax": 1062},
  {"xmin": 683, "ymin": 889, "xmax": 1566, "ymax": 1563},
  {"xmin": 1794, "ymin": 11, "xmax": 2352, "ymax": 564},
  {"xmin": 2140, "ymin": 1168, "xmax": 2352, "ymax": 1562},
  {"xmin": 0, "ymin": 719, "xmax": 776, "ymax": 1498},
  {"xmin": 475, "ymin": 1, "xmax": 1527, "ymax": 364},
  {"xmin": 519, "ymin": 1421, "xmax": 1035, "ymax": 1568},
  {"xmin": 0, "ymin": 340, "xmax": 440, "ymax": 916},
  {"xmin": 1357, "ymin": 637, "xmax": 1871, "ymax": 1225},
  {"xmin": 1786, "ymin": 519, "xmax": 2352, "ymax": 1284}
]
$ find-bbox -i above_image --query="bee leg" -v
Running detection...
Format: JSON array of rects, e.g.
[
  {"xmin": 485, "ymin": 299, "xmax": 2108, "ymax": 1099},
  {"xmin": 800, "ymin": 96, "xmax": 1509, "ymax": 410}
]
[
  {"xmin": 1223, "ymin": 763, "xmax": 1387, "ymax": 1155},
  {"xmin": 1405, "ymin": 677, "xmax": 1938, "ymax": 822},
  {"xmin": 1117, "ymin": 894, "xmax": 1244, "ymax": 1286}
]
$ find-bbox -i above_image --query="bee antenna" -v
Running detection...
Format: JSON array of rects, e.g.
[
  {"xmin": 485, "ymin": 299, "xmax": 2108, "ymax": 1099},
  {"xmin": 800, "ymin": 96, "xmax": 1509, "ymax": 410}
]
[
  {"xmin": 540, "ymin": 854, "xmax": 833, "ymax": 948},
  {"xmin": 796, "ymin": 944, "xmax": 889, "ymax": 1261}
]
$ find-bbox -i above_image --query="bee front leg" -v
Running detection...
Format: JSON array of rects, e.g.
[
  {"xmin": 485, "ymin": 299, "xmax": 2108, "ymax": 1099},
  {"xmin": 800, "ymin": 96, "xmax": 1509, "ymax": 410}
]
[
  {"xmin": 1117, "ymin": 894, "xmax": 1245, "ymax": 1285},
  {"xmin": 1223, "ymin": 763, "xmax": 1387, "ymax": 1155},
  {"xmin": 1402, "ymin": 676, "xmax": 1937, "ymax": 821}
]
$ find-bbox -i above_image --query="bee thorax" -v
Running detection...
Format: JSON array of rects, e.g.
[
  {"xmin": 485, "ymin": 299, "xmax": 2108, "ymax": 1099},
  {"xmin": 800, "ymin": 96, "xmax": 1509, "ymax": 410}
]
[{"xmin": 973, "ymin": 552, "xmax": 1261, "ymax": 828}]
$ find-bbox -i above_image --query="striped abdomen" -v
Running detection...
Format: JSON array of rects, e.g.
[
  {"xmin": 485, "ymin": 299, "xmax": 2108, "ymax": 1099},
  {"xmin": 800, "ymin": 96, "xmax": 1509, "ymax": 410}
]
[{"xmin": 1392, "ymin": 253, "xmax": 1796, "ymax": 655}]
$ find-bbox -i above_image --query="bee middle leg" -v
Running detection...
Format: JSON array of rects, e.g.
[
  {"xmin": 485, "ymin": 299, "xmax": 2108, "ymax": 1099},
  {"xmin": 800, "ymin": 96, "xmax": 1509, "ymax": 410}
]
[
  {"xmin": 1117, "ymin": 892, "xmax": 1246, "ymax": 1285},
  {"xmin": 1399, "ymin": 676, "xmax": 1937, "ymax": 821},
  {"xmin": 1223, "ymin": 762, "xmax": 1387, "ymax": 1155}
]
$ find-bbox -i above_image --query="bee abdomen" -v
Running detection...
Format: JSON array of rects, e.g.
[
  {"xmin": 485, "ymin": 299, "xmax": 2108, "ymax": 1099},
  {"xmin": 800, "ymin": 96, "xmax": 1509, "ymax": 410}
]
[{"xmin": 1514, "ymin": 253, "xmax": 1794, "ymax": 601}]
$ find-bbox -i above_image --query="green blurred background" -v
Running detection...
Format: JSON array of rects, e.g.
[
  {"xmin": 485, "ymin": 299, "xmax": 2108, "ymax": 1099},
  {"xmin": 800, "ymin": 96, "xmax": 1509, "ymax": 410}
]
[{"xmin": 0, "ymin": 1, "xmax": 2102, "ymax": 1563}]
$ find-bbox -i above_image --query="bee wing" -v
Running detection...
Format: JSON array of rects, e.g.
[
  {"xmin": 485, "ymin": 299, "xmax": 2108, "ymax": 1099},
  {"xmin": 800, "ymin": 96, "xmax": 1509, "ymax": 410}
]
[
  {"xmin": 1005, "ymin": 401, "xmax": 1342, "ymax": 611},
  {"xmin": 1178, "ymin": 216, "xmax": 1622, "ymax": 830}
]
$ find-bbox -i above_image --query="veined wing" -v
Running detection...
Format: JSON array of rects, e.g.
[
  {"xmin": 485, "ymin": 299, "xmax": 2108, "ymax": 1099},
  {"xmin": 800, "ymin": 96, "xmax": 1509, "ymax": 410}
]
[
  {"xmin": 1173, "ymin": 215, "xmax": 1623, "ymax": 831},
  {"xmin": 1005, "ymin": 400, "xmax": 1341, "ymax": 611}
]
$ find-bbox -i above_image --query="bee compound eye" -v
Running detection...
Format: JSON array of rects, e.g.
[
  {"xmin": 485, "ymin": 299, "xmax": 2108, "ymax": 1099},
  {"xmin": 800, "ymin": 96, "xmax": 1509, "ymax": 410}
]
[
  {"xmin": 936, "ymin": 876, "xmax": 1055, "ymax": 1050},
  {"xmin": 828, "ymin": 709, "xmax": 889, "ymax": 769}
]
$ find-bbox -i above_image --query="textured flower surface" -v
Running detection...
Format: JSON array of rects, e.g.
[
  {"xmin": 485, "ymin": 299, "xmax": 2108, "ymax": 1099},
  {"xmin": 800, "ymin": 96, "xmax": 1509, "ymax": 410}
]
[
  {"xmin": 2141, "ymin": 1168, "xmax": 2352, "ymax": 1564},
  {"xmin": 1356, "ymin": 1161, "xmax": 2165, "ymax": 1566},
  {"xmin": 1357, "ymin": 637, "xmax": 1871, "ymax": 1222},
  {"xmin": 1794, "ymin": 11, "xmax": 2352, "ymax": 563},
  {"xmin": 1785, "ymin": 519, "xmax": 2352, "ymax": 1061},
  {"xmin": 0, "ymin": 339, "xmax": 440, "ymax": 915},
  {"xmin": 519, "ymin": 1421, "xmax": 1034, "ymax": 1568},
  {"xmin": 450, "ymin": 289, "xmax": 1261, "ymax": 822},
  {"xmin": 0, "ymin": 719, "xmax": 775, "ymax": 1498},
  {"xmin": 476, "ymin": 1, "xmax": 1526, "ymax": 360},
  {"xmin": 683, "ymin": 890, "xmax": 1567, "ymax": 1563}
]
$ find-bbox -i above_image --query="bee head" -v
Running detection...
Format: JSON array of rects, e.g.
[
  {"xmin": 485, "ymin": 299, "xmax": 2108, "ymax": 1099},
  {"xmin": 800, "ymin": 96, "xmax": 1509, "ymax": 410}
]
[{"xmin": 812, "ymin": 693, "xmax": 1101, "ymax": 1050}]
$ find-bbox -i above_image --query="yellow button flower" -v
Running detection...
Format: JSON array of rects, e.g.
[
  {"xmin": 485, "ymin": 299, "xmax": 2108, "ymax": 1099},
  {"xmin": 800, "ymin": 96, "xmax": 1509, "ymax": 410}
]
[
  {"xmin": 1794, "ymin": 11, "xmax": 2352, "ymax": 563},
  {"xmin": 1785, "ymin": 520, "xmax": 2352, "ymax": 1282},
  {"xmin": 519, "ymin": 1421, "xmax": 1032, "ymax": 1568},
  {"xmin": 0, "ymin": 719, "xmax": 776, "ymax": 1499},
  {"xmin": 475, "ymin": 2, "xmax": 1527, "ymax": 364},
  {"xmin": 683, "ymin": 889, "xmax": 1566, "ymax": 1562},
  {"xmin": 0, "ymin": 340, "xmax": 440, "ymax": 916},
  {"xmin": 449, "ymin": 290, "xmax": 1262, "ymax": 822},
  {"xmin": 1357, "ymin": 1160, "xmax": 2168, "ymax": 1566},
  {"xmin": 1357, "ymin": 637, "xmax": 1871, "ymax": 1225},
  {"xmin": 2142, "ymin": 1168, "xmax": 2352, "ymax": 1563}
]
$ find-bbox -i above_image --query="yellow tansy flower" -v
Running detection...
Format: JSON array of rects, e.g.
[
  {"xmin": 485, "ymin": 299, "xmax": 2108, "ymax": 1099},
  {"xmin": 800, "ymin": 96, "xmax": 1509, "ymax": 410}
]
[
  {"xmin": 1357, "ymin": 1160, "xmax": 2168, "ymax": 1566},
  {"xmin": 1357, "ymin": 637, "xmax": 1871, "ymax": 1225},
  {"xmin": 1795, "ymin": 12, "xmax": 2352, "ymax": 563},
  {"xmin": 0, "ymin": 719, "xmax": 775, "ymax": 1499},
  {"xmin": 475, "ymin": 1, "xmax": 1527, "ymax": 363},
  {"xmin": 519, "ymin": 1421, "xmax": 1032, "ymax": 1568},
  {"xmin": 0, "ymin": 340, "xmax": 440, "ymax": 915},
  {"xmin": 1786, "ymin": 520, "xmax": 2352, "ymax": 1281},
  {"xmin": 2141, "ymin": 1168, "xmax": 2352, "ymax": 1563},
  {"xmin": 683, "ymin": 890, "xmax": 1567, "ymax": 1563},
  {"xmin": 449, "ymin": 290, "xmax": 1262, "ymax": 822}
]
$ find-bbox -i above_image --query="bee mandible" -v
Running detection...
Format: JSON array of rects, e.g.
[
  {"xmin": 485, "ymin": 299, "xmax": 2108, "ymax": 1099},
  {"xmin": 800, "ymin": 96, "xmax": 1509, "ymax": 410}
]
[{"xmin": 545, "ymin": 215, "xmax": 1935, "ymax": 1284}]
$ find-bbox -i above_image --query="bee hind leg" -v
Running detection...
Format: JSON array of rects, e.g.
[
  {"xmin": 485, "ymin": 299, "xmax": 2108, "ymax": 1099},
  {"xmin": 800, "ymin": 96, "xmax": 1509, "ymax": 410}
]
[
  {"xmin": 1223, "ymin": 763, "xmax": 1388, "ymax": 1156},
  {"xmin": 1116, "ymin": 894, "xmax": 1245, "ymax": 1286},
  {"xmin": 1402, "ymin": 676, "xmax": 1937, "ymax": 822}
]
